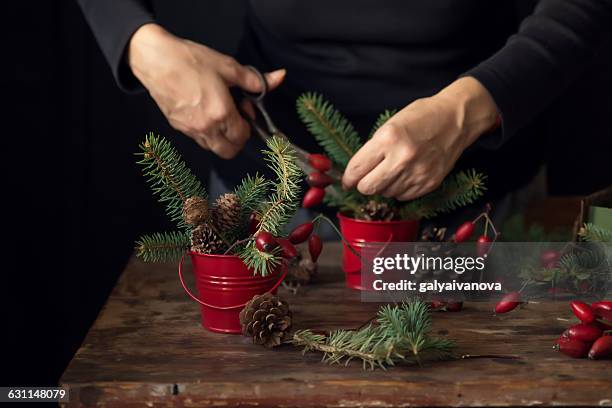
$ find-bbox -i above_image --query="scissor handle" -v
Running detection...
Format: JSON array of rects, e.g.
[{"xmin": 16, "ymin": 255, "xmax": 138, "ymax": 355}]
[{"xmin": 244, "ymin": 65, "xmax": 268, "ymax": 103}]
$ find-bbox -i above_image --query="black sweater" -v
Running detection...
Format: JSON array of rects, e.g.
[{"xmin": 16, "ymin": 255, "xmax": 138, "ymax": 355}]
[{"xmin": 77, "ymin": 0, "xmax": 612, "ymax": 196}]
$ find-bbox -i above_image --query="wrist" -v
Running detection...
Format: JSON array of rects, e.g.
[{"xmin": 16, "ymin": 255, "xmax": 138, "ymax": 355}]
[
  {"xmin": 128, "ymin": 23, "xmax": 174, "ymax": 79},
  {"xmin": 436, "ymin": 76, "xmax": 499, "ymax": 149}
]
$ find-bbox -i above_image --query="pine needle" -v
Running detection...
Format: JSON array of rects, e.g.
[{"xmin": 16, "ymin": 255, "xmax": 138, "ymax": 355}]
[
  {"xmin": 579, "ymin": 223, "xmax": 612, "ymax": 242},
  {"xmin": 368, "ymin": 109, "xmax": 397, "ymax": 138}
]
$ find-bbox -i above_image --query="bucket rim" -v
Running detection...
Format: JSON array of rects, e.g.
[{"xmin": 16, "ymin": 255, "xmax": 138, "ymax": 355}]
[
  {"xmin": 188, "ymin": 251, "xmax": 243, "ymax": 260},
  {"xmin": 337, "ymin": 212, "xmax": 420, "ymax": 225}
]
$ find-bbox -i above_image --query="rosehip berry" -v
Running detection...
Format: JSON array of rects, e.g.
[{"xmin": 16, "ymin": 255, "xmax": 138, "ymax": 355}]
[
  {"xmin": 495, "ymin": 291, "xmax": 521, "ymax": 314},
  {"xmin": 588, "ymin": 335, "xmax": 612, "ymax": 360},
  {"xmin": 289, "ymin": 222, "xmax": 314, "ymax": 244},
  {"xmin": 248, "ymin": 213, "xmax": 261, "ymax": 234},
  {"xmin": 454, "ymin": 221, "xmax": 474, "ymax": 243},
  {"xmin": 307, "ymin": 172, "xmax": 334, "ymax": 188},
  {"xmin": 554, "ymin": 337, "xmax": 590, "ymax": 358},
  {"xmin": 540, "ymin": 249, "xmax": 561, "ymax": 269},
  {"xmin": 570, "ymin": 300, "xmax": 596, "ymax": 324},
  {"xmin": 308, "ymin": 153, "xmax": 332, "ymax": 172},
  {"xmin": 592, "ymin": 301, "xmax": 612, "ymax": 312},
  {"xmin": 476, "ymin": 235, "xmax": 492, "ymax": 257},
  {"xmin": 445, "ymin": 301, "xmax": 463, "ymax": 312},
  {"xmin": 276, "ymin": 238, "xmax": 298, "ymax": 260},
  {"xmin": 563, "ymin": 323, "xmax": 603, "ymax": 343},
  {"xmin": 595, "ymin": 309, "xmax": 612, "ymax": 329},
  {"xmin": 255, "ymin": 231, "xmax": 277, "ymax": 252},
  {"xmin": 302, "ymin": 187, "xmax": 325, "ymax": 208},
  {"xmin": 308, "ymin": 234, "xmax": 323, "ymax": 262}
]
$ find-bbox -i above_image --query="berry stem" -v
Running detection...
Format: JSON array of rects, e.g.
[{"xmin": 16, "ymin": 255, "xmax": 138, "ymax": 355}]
[
  {"xmin": 224, "ymin": 237, "xmax": 254, "ymax": 255},
  {"xmin": 313, "ymin": 214, "xmax": 362, "ymax": 259}
]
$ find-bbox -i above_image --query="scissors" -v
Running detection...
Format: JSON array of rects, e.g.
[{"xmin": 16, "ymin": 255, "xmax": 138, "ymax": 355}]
[{"xmin": 241, "ymin": 66, "xmax": 343, "ymax": 183}]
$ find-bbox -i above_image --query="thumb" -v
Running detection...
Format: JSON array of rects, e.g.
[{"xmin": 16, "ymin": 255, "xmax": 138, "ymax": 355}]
[{"xmin": 264, "ymin": 69, "xmax": 286, "ymax": 91}]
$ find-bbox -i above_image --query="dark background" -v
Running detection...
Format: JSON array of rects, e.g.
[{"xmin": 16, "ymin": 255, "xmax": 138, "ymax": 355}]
[{"xmin": 2, "ymin": 1, "xmax": 611, "ymax": 385}]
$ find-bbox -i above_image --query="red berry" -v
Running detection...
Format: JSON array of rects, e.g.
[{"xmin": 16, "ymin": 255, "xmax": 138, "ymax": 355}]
[
  {"xmin": 255, "ymin": 231, "xmax": 277, "ymax": 253},
  {"xmin": 554, "ymin": 338, "xmax": 590, "ymax": 358},
  {"xmin": 427, "ymin": 300, "xmax": 446, "ymax": 310},
  {"xmin": 276, "ymin": 238, "xmax": 298, "ymax": 260},
  {"xmin": 570, "ymin": 300, "xmax": 596, "ymax": 324},
  {"xmin": 308, "ymin": 234, "xmax": 323, "ymax": 262},
  {"xmin": 563, "ymin": 323, "xmax": 603, "ymax": 342},
  {"xmin": 495, "ymin": 291, "xmax": 521, "ymax": 314},
  {"xmin": 445, "ymin": 301, "xmax": 463, "ymax": 312},
  {"xmin": 588, "ymin": 335, "xmax": 612, "ymax": 360},
  {"xmin": 476, "ymin": 235, "xmax": 492, "ymax": 257},
  {"xmin": 302, "ymin": 187, "xmax": 325, "ymax": 208},
  {"xmin": 248, "ymin": 213, "xmax": 261, "ymax": 234},
  {"xmin": 308, "ymin": 154, "xmax": 332, "ymax": 172},
  {"xmin": 454, "ymin": 221, "xmax": 474, "ymax": 243},
  {"xmin": 307, "ymin": 172, "xmax": 334, "ymax": 188},
  {"xmin": 540, "ymin": 249, "xmax": 561, "ymax": 269},
  {"xmin": 592, "ymin": 301, "xmax": 612, "ymax": 312},
  {"xmin": 288, "ymin": 222, "xmax": 314, "ymax": 244},
  {"xmin": 595, "ymin": 309, "xmax": 612, "ymax": 329}
]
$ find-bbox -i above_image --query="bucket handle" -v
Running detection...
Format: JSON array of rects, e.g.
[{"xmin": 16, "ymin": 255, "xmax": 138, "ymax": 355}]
[{"xmin": 178, "ymin": 253, "xmax": 288, "ymax": 310}]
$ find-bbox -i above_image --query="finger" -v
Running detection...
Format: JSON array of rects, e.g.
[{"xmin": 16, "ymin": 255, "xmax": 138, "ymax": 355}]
[
  {"xmin": 342, "ymin": 140, "xmax": 385, "ymax": 190},
  {"xmin": 240, "ymin": 99, "xmax": 256, "ymax": 120},
  {"xmin": 397, "ymin": 185, "xmax": 425, "ymax": 202},
  {"xmin": 204, "ymin": 129, "xmax": 240, "ymax": 159},
  {"xmin": 223, "ymin": 109, "xmax": 251, "ymax": 148},
  {"xmin": 380, "ymin": 174, "xmax": 411, "ymax": 198},
  {"xmin": 355, "ymin": 159, "xmax": 399, "ymax": 196}
]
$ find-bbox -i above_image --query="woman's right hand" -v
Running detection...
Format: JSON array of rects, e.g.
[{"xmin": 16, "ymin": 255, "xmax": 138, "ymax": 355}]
[{"xmin": 128, "ymin": 23, "xmax": 286, "ymax": 159}]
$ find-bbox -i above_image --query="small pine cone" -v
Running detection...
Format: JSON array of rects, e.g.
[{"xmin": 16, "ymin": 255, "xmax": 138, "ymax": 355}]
[
  {"xmin": 212, "ymin": 193, "xmax": 241, "ymax": 232},
  {"xmin": 287, "ymin": 251, "xmax": 318, "ymax": 285},
  {"xmin": 191, "ymin": 223, "xmax": 225, "ymax": 254},
  {"xmin": 239, "ymin": 293, "xmax": 292, "ymax": 348},
  {"xmin": 358, "ymin": 200, "xmax": 396, "ymax": 221},
  {"xmin": 183, "ymin": 196, "xmax": 209, "ymax": 226}
]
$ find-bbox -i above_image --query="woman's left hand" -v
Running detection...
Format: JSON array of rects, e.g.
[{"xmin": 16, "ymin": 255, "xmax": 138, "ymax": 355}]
[{"xmin": 342, "ymin": 77, "xmax": 499, "ymax": 201}]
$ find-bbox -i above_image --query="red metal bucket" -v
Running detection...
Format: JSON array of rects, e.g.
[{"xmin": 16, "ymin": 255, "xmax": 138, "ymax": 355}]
[
  {"xmin": 179, "ymin": 252, "xmax": 286, "ymax": 334},
  {"xmin": 337, "ymin": 212, "xmax": 419, "ymax": 290}
]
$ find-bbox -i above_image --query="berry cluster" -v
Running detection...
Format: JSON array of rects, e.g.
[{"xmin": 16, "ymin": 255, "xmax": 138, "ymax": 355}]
[
  {"xmin": 302, "ymin": 154, "xmax": 333, "ymax": 208},
  {"xmin": 253, "ymin": 221, "xmax": 323, "ymax": 263},
  {"xmin": 554, "ymin": 300, "xmax": 612, "ymax": 359},
  {"xmin": 452, "ymin": 205, "xmax": 499, "ymax": 257}
]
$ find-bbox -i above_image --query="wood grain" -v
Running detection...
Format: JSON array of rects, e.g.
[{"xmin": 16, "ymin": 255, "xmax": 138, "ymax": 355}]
[{"xmin": 61, "ymin": 242, "xmax": 612, "ymax": 407}]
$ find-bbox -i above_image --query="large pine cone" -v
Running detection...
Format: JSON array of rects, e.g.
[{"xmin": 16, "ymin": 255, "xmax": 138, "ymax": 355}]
[
  {"xmin": 212, "ymin": 193, "xmax": 241, "ymax": 232},
  {"xmin": 358, "ymin": 200, "xmax": 396, "ymax": 221},
  {"xmin": 191, "ymin": 223, "xmax": 225, "ymax": 254},
  {"xmin": 183, "ymin": 196, "xmax": 209, "ymax": 226},
  {"xmin": 239, "ymin": 293, "xmax": 292, "ymax": 348}
]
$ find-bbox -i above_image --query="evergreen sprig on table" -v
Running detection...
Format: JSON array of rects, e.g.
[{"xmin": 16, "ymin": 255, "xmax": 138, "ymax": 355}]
[
  {"xmin": 134, "ymin": 133, "xmax": 303, "ymax": 275},
  {"xmin": 293, "ymin": 299, "xmax": 455, "ymax": 370},
  {"xmin": 296, "ymin": 92, "xmax": 486, "ymax": 221}
]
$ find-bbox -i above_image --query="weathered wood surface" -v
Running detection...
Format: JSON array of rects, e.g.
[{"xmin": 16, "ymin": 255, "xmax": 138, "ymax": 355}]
[{"xmin": 61, "ymin": 242, "xmax": 612, "ymax": 407}]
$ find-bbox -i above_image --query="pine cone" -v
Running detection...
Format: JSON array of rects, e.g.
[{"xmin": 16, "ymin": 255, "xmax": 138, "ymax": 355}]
[
  {"xmin": 239, "ymin": 293, "xmax": 292, "ymax": 348},
  {"xmin": 191, "ymin": 223, "xmax": 225, "ymax": 254},
  {"xmin": 287, "ymin": 251, "xmax": 318, "ymax": 285},
  {"xmin": 183, "ymin": 196, "xmax": 209, "ymax": 226},
  {"xmin": 212, "ymin": 193, "xmax": 241, "ymax": 232},
  {"xmin": 358, "ymin": 200, "xmax": 396, "ymax": 221}
]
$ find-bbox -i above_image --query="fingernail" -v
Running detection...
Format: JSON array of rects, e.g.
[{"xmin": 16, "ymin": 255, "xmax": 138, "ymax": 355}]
[{"xmin": 266, "ymin": 68, "xmax": 286, "ymax": 80}]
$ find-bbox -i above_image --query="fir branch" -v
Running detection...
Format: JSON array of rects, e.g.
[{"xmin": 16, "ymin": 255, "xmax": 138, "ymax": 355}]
[
  {"xmin": 369, "ymin": 109, "xmax": 397, "ymax": 138},
  {"xmin": 579, "ymin": 223, "xmax": 612, "ymax": 243},
  {"xmin": 400, "ymin": 170, "xmax": 486, "ymax": 219},
  {"xmin": 135, "ymin": 231, "xmax": 190, "ymax": 263},
  {"xmin": 292, "ymin": 299, "xmax": 455, "ymax": 370},
  {"xmin": 238, "ymin": 136, "xmax": 303, "ymax": 275},
  {"xmin": 137, "ymin": 133, "xmax": 206, "ymax": 229},
  {"xmin": 296, "ymin": 92, "xmax": 362, "ymax": 168}
]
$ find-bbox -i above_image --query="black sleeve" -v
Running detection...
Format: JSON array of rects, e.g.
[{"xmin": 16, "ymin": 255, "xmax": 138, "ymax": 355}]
[
  {"xmin": 465, "ymin": 0, "xmax": 612, "ymax": 147},
  {"xmin": 76, "ymin": 0, "xmax": 155, "ymax": 92}
]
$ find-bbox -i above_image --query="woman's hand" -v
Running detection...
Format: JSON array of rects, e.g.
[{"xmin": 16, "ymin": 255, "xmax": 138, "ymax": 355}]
[
  {"xmin": 128, "ymin": 23, "xmax": 286, "ymax": 159},
  {"xmin": 342, "ymin": 77, "xmax": 499, "ymax": 201}
]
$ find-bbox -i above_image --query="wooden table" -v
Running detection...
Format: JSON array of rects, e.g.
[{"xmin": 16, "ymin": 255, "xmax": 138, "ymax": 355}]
[{"xmin": 61, "ymin": 242, "xmax": 612, "ymax": 407}]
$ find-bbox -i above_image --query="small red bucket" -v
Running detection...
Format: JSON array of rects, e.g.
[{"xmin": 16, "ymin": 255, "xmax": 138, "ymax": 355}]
[
  {"xmin": 337, "ymin": 212, "xmax": 419, "ymax": 290},
  {"xmin": 179, "ymin": 252, "xmax": 286, "ymax": 334}
]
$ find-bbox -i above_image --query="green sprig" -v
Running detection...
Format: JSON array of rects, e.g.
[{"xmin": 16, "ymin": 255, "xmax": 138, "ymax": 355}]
[{"xmin": 135, "ymin": 231, "xmax": 191, "ymax": 263}]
